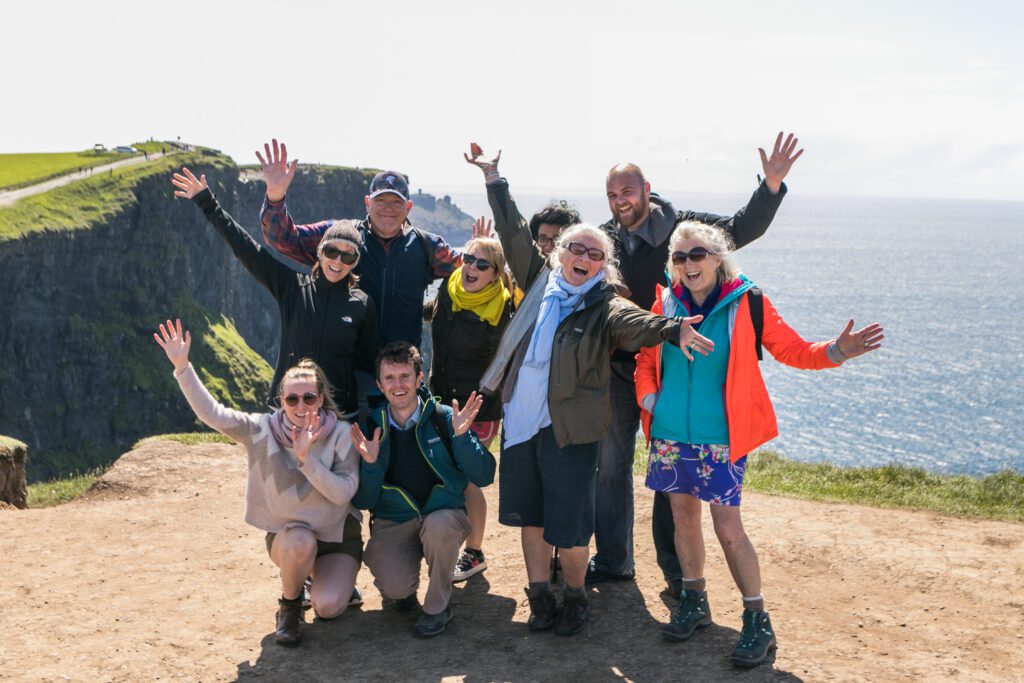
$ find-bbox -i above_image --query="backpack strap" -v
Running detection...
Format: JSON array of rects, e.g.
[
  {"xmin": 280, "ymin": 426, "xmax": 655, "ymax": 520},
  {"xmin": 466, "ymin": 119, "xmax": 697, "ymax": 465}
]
[
  {"xmin": 747, "ymin": 287, "xmax": 764, "ymax": 361},
  {"xmin": 411, "ymin": 226, "xmax": 437, "ymax": 274},
  {"xmin": 429, "ymin": 403, "xmax": 455, "ymax": 459}
]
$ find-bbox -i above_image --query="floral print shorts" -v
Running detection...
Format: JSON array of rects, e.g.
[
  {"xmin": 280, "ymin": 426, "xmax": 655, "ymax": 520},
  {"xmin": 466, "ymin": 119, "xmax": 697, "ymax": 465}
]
[{"xmin": 644, "ymin": 438, "xmax": 747, "ymax": 506}]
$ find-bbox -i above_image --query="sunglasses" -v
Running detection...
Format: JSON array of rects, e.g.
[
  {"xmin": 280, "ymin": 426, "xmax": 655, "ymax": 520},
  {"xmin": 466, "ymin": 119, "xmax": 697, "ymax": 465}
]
[
  {"xmin": 282, "ymin": 392, "xmax": 320, "ymax": 407},
  {"xmin": 566, "ymin": 242, "xmax": 605, "ymax": 261},
  {"xmin": 671, "ymin": 247, "xmax": 716, "ymax": 264},
  {"xmin": 463, "ymin": 254, "xmax": 493, "ymax": 271},
  {"xmin": 322, "ymin": 245, "xmax": 359, "ymax": 264}
]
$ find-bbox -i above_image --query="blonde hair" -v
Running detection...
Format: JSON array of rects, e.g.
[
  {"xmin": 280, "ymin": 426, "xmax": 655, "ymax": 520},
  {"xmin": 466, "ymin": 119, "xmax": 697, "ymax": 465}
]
[
  {"xmin": 549, "ymin": 223, "xmax": 623, "ymax": 285},
  {"xmin": 665, "ymin": 221, "xmax": 740, "ymax": 286},
  {"xmin": 279, "ymin": 358, "xmax": 339, "ymax": 416},
  {"xmin": 463, "ymin": 236, "xmax": 513, "ymax": 294}
]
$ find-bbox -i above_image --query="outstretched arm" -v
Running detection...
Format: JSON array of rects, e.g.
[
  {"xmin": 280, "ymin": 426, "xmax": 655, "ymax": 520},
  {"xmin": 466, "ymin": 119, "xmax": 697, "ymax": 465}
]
[
  {"xmin": 466, "ymin": 142, "xmax": 547, "ymax": 290},
  {"xmin": 154, "ymin": 319, "xmax": 255, "ymax": 443},
  {"xmin": 172, "ymin": 167, "xmax": 289, "ymax": 298},
  {"xmin": 256, "ymin": 138, "xmax": 331, "ymax": 267},
  {"xmin": 759, "ymin": 295, "xmax": 883, "ymax": 368}
]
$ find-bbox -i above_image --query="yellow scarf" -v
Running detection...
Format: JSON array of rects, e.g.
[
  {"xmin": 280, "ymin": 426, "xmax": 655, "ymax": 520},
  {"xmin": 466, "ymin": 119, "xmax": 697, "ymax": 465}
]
[{"xmin": 447, "ymin": 266, "xmax": 511, "ymax": 327}]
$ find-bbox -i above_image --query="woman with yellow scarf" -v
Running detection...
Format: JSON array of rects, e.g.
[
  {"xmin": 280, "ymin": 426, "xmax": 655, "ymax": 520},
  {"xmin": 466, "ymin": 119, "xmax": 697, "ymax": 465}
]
[{"xmin": 424, "ymin": 232, "xmax": 514, "ymax": 583}]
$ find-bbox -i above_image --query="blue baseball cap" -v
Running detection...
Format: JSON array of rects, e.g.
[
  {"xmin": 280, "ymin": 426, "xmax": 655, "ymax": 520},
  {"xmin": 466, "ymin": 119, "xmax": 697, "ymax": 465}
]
[{"xmin": 368, "ymin": 170, "xmax": 410, "ymax": 202}]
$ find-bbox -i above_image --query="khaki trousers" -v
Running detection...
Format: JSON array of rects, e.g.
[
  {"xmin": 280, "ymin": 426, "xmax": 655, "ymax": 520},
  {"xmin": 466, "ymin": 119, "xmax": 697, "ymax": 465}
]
[{"xmin": 363, "ymin": 508, "xmax": 471, "ymax": 615}]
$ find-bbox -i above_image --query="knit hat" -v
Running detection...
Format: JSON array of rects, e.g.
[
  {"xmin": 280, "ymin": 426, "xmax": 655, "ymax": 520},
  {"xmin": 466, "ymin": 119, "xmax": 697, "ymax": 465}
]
[{"xmin": 317, "ymin": 220, "xmax": 363, "ymax": 260}]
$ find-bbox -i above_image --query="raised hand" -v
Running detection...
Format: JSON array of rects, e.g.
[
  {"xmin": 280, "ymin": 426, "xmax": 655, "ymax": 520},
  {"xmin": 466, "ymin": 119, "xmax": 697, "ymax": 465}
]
[
  {"xmin": 170, "ymin": 167, "xmax": 208, "ymax": 200},
  {"xmin": 292, "ymin": 411, "xmax": 323, "ymax": 464},
  {"xmin": 758, "ymin": 131, "xmax": 804, "ymax": 194},
  {"xmin": 153, "ymin": 318, "xmax": 192, "ymax": 372},
  {"xmin": 255, "ymin": 138, "xmax": 298, "ymax": 202},
  {"xmin": 472, "ymin": 216, "xmax": 494, "ymax": 239},
  {"xmin": 835, "ymin": 320, "xmax": 884, "ymax": 360},
  {"xmin": 450, "ymin": 391, "xmax": 484, "ymax": 436},
  {"xmin": 678, "ymin": 315, "xmax": 714, "ymax": 362},
  {"xmin": 464, "ymin": 142, "xmax": 501, "ymax": 177},
  {"xmin": 349, "ymin": 423, "xmax": 381, "ymax": 464}
]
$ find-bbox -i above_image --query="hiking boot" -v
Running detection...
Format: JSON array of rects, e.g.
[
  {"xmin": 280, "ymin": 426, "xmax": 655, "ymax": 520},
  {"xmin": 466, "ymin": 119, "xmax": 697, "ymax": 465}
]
[
  {"xmin": 413, "ymin": 606, "xmax": 453, "ymax": 638},
  {"xmin": 275, "ymin": 598, "xmax": 303, "ymax": 647},
  {"xmin": 730, "ymin": 610, "xmax": 777, "ymax": 667},
  {"xmin": 453, "ymin": 548, "xmax": 488, "ymax": 582},
  {"xmin": 661, "ymin": 590, "xmax": 712, "ymax": 642},
  {"xmin": 555, "ymin": 591, "xmax": 589, "ymax": 636},
  {"xmin": 584, "ymin": 559, "xmax": 635, "ymax": 586},
  {"xmin": 386, "ymin": 593, "xmax": 421, "ymax": 612},
  {"xmin": 524, "ymin": 586, "xmax": 558, "ymax": 632}
]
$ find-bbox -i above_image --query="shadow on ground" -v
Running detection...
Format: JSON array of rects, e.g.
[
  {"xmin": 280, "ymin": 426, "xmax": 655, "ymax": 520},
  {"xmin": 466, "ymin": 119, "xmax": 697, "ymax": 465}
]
[{"xmin": 235, "ymin": 577, "xmax": 803, "ymax": 682}]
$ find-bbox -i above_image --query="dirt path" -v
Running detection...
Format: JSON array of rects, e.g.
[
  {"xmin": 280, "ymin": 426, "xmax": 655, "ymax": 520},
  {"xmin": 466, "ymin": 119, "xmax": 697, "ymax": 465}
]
[
  {"xmin": 0, "ymin": 151, "xmax": 173, "ymax": 207},
  {"xmin": 1, "ymin": 440, "xmax": 1021, "ymax": 682}
]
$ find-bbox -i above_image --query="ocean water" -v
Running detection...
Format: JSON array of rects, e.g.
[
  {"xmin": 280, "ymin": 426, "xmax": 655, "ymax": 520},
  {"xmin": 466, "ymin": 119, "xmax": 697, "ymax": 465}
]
[{"xmin": 446, "ymin": 188, "xmax": 1024, "ymax": 476}]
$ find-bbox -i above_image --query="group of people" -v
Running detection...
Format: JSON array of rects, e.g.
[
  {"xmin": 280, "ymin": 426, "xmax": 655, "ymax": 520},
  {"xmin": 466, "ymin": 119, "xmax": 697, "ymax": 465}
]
[{"xmin": 157, "ymin": 133, "xmax": 883, "ymax": 667}]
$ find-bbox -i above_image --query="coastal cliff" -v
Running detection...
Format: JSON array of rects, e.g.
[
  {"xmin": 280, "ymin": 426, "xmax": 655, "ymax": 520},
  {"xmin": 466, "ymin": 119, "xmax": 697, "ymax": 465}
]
[{"xmin": 0, "ymin": 149, "xmax": 473, "ymax": 481}]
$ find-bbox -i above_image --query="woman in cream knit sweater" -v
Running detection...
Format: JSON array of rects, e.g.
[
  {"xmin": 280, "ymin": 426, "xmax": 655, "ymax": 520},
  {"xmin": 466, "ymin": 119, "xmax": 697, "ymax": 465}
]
[{"xmin": 155, "ymin": 319, "xmax": 360, "ymax": 647}]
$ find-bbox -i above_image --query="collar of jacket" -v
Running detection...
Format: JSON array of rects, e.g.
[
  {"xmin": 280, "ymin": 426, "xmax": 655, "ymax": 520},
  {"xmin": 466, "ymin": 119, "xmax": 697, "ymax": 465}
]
[{"xmin": 602, "ymin": 193, "xmax": 677, "ymax": 250}]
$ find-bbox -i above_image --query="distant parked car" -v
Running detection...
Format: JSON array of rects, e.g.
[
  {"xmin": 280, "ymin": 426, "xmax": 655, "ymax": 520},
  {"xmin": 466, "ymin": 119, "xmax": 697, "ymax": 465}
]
[{"xmin": 114, "ymin": 146, "xmax": 138, "ymax": 154}]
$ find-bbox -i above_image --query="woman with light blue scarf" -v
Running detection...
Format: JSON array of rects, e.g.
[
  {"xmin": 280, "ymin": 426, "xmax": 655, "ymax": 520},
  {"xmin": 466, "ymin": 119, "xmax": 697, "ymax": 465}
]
[{"xmin": 479, "ymin": 222, "xmax": 708, "ymax": 637}]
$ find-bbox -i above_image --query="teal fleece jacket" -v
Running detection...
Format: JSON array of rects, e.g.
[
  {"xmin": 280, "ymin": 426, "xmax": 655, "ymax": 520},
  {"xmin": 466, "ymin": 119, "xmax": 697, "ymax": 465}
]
[{"xmin": 352, "ymin": 388, "xmax": 496, "ymax": 523}]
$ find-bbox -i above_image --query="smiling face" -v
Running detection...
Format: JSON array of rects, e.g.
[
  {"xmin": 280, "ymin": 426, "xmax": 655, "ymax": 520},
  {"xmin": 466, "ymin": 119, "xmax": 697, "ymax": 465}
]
[
  {"xmin": 318, "ymin": 241, "xmax": 359, "ymax": 283},
  {"xmin": 279, "ymin": 377, "xmax": 323, "ymax": 426},
  {"xmin": 461, "ymin": 245, "xmax": 500, "ymax": 293},
  {"xmin": 376, "ymin": 359, "xmax": 423, "ymax": 415},
  {"xmin": 535, "ymin": 223, "xmax": 562, "ymax": 256},
  {"xmin": 558, "ymin": 233, "xmax": 606, "ymax": 287},
  {"xmin": 606, "ymin": 171, "xmax": 651, "ymax": 230},
  {"xmin": 672, "ymin": 237, "xmax": 722, "ymax": 301},
  {"xmin": 364, "ymin": 192, "xmax": 412, "ymax": 238}
]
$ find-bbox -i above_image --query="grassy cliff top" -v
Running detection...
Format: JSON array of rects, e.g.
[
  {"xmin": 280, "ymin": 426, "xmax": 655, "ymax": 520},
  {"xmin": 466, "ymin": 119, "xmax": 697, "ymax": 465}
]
[
  {"xmin": 0, "ymin": 149, "xmax": 130, "ymax": 191},
  {"xmin": 0, "ymin": 435, "xmax": 27, "ymax": 453},
  {"xmin": 0, "ymin": 148, "xmax": 233, "ymax": 242}
]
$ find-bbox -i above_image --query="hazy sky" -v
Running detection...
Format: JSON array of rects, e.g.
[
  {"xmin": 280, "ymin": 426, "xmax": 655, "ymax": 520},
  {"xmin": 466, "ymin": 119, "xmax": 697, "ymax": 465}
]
[{"xmin": 5, "ymin": 1, "xmax": 1022, "ymax": 200}]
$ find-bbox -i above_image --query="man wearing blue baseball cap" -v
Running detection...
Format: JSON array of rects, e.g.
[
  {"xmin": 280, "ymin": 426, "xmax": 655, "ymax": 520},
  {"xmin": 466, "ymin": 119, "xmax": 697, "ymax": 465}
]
[{"xmin": 257, "ymin": 139, "xmax": 461, "ymax": 350}]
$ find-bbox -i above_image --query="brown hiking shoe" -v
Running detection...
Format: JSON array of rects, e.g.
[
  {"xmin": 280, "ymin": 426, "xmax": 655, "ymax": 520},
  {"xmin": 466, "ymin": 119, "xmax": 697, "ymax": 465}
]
[
  {"xmin": 275, "ymin": 598, "xmax": 303, "ymax": 646},
  {"xmin": 525, "ymin": 586, "xmax": 558, "ymax": 632},
  {"xmin": 555, "ymin": 591, "xmax": 588, "ymax": 636}
]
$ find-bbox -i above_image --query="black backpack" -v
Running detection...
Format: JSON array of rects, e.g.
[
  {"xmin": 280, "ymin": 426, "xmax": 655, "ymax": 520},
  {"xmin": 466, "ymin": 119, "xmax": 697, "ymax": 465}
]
[{"xmin": 747, "ymin": 287, "xmax": 764, "ymax": 361}]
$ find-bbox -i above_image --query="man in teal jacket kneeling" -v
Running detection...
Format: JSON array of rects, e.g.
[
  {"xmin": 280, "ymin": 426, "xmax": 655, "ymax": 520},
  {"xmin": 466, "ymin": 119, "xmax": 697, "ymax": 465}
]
[{"xmin": 351, "ymin": 342, "xmax": 495, "ymax": 637}]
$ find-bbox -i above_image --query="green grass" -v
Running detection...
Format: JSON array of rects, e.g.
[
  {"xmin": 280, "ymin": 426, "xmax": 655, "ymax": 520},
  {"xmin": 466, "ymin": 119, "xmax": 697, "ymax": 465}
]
[
  {"xmin": 0, "ymin": 150, "xmax": 131, "ymax": 190},
  {"xmin": 27, "ymin": 468, "xmax": 103, "ymax": 508},
  {"xmin": 132, "ymin": 432, "xmax": 234, "ymax": 449},
  {"xmin": 0, "ymin": 148, "xmax": 232, "ymax": 241},
  {"xmin": 132, "ymin": 141, "xmax": 173, "ymax": 155},
  {"xmin": 633, "ymin": 439, "xmax": 1024, "ymax": 522},
  {"xmin": 0, "ymin": 435, "xmax": 27, "ymax": 452}
]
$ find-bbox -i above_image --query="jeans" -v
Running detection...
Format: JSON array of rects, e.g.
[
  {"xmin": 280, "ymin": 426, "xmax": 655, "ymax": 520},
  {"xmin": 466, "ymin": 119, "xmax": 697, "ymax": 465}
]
[{"xmin": 591, "ymin": 362, "xmax": 682, "ymax": 581}]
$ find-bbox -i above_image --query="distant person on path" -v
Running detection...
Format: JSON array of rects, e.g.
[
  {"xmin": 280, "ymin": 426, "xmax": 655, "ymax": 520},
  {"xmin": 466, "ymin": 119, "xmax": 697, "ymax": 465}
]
[
  {"xmin": 350, "ymin": 342, "xmax": 495, "ymax": 637},
  {"xmin": 635, "ymin": 221, "xmax": 883, "ymax": 666},
  {"xmin": 478, "ymin": 221, "xmax": 704, "ymax": 637},
  {"xmin": 154, "ymin": 320, "xmax": 362, "ymax": 647},
  {"xmin": 257, "ymin": 139, "xmax": 461, "ymax": 349},
  {"xmin": 423, "ymin": 217, "xmax": 515, "ymax": 583},
  {"xmin": 590, "ymin": 133, "xmax": 803, "ymax": 596},
  {"xmin": 465, "ymin": 143, "xmax": 580, "ymax": 259}
]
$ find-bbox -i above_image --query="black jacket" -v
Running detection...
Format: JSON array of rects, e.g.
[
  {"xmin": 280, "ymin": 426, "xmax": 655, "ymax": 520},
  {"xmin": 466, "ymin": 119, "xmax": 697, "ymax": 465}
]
[
  {"xmin": 424, "ymin": 279, "xmax": 513, "ymax": 422},
  {"xmin": 600, "ymin": 182, "xmax": 786, "ymax": 363},
  {"xmin": 193, "ymin": 189, "xmax": 381, "ymax": 413}
]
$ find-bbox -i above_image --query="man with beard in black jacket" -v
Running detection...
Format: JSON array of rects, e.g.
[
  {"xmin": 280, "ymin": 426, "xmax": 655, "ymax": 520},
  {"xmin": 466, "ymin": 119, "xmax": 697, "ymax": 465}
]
[{"xmin": 586, "ymin": 132, "xmax": 804, "ymax": 596}]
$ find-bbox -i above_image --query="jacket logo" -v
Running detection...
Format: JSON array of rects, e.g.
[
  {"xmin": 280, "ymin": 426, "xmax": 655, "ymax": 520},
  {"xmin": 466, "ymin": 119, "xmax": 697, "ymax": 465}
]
[{"xmin": 340, "ymin": 316, "xmax": 352, "ymax": 323}]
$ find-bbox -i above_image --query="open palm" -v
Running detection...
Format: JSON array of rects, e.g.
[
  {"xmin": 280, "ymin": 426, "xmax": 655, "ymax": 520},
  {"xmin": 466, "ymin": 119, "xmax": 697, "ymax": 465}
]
[{"xmin": 255, "ymin": 138, "xmax": 298, "ymax": 202}]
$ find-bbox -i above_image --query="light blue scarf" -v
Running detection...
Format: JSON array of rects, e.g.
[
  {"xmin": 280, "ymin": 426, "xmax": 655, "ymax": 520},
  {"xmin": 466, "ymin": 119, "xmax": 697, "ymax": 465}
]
[{"xmin": 504, "ymin": 269, "xmax": 606, "ymax": 448}]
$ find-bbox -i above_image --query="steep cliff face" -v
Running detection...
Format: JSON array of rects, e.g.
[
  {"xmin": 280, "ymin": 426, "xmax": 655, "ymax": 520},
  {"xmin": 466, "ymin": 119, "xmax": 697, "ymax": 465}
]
[{"xmin": 0, "ymin": 151, "xmax": 474, "ymax": 481}]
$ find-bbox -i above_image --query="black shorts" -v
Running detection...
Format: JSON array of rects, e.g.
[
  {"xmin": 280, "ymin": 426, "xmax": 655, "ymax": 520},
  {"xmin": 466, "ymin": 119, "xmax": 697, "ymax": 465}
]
[
  {"xmin": 265, "ymin": 514, "xmax": 363, "ymax": 562},
  {"xmin": 498, "ymin": 425, "xmax": 599, "ymax": 549}
]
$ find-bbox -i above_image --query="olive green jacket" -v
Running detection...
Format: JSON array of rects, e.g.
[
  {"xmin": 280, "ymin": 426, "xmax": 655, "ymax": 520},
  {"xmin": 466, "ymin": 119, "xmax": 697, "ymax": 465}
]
[{"xmin": 480, "ymin": 179, "xmax": 682, "ymax": 447}]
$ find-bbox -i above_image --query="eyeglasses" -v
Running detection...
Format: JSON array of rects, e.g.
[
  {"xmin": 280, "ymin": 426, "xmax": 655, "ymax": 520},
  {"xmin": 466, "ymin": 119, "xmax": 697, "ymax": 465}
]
[
  {"xmin": 463, "ymin": 254, "xmax": 493, "ymax": 271},
  {"xmin": 535, "ymin": 234, "xmax": 555, "ymax": 246},
  {"xmin": 671, "ymin": 247, "xmax": 716, "ymax": 264},
  {"xmin": 322, "ymin": 245, "xmax": 359, "ymax": 264},
  {"xmin": 565, "ymin": 242, "xmax": 605, "ymax": 261},
  {"xmin": 283, "ymin": 392, "xmax": 320, "ymax": 407}
]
